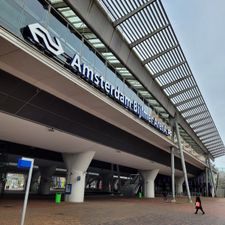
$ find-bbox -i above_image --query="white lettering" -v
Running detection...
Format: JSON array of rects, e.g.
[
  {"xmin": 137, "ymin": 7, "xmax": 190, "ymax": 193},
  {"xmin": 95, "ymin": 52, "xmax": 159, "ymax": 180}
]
[{"xmin": 70, "ymin": 54, "xmax": 81, "ymax": 72}]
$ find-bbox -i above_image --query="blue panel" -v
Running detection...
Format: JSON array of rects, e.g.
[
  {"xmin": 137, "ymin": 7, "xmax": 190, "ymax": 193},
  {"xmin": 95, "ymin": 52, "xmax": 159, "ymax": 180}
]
[{"xmin": 18, "ymin": 159, "xmax": 31, "ymax": 168}]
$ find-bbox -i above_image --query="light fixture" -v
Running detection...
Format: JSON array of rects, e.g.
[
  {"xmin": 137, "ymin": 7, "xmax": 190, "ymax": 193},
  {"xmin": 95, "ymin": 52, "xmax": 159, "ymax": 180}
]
[{"xmin": 48, "ymin": 127, "xmax": 54, "ymax": 132}]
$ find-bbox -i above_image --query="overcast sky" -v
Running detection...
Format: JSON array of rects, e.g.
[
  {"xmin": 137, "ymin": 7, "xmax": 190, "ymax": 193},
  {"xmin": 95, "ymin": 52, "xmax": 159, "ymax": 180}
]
[{"xmin": 162, "ymin": 0, "xmax": 225, "ymax": 168}]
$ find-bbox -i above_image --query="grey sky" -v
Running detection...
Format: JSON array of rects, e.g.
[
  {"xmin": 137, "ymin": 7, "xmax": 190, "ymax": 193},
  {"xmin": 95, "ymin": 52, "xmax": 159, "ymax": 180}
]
[{"xmin": 162, "ymin": 0, "xmax": 225, "ymax": 168}]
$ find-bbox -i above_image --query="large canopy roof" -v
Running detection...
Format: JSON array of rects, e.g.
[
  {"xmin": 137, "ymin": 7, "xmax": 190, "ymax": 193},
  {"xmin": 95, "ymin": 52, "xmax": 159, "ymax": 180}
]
[
  {"xmin": 97, "ymin": 0, "xmax": 225, "ymax": 158},
  {"xmin": 48, "ymin": 0, "xmax": 225, "ymax": 158}
]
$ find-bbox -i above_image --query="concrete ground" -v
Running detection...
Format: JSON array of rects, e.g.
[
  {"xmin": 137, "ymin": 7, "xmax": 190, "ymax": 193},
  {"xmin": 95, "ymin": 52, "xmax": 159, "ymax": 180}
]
[{"xmin": 0, "ymin": 196, "xmax": 225, "ymax": 225}]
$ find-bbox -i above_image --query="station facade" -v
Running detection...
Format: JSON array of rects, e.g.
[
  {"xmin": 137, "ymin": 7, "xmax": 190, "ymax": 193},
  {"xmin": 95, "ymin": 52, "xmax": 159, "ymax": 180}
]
[{"xmin": 0, "ymin": 0, "xmax": 224, "ymax": 202}]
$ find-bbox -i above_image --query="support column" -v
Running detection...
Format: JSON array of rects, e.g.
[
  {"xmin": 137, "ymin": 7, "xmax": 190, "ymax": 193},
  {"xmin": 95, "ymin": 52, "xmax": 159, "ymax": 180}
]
[
  {"xmin": 116, "ymin": 164, "xmax": 121, "ymax": 193},
  {"xmin": 176, "ymin": 176, "xmax": 184, "ymax": 195},
  {"xmin": 141, "ymin": 169, "xmax": 159, "ymax": 198},
  {"xmin": 111, "ymin": 164, "xmax": 114, "ymax": 195},
  {"xmin": 207, "ymin": 157, "xmax": 216, "ymax": 197},
  {"xmin": 175, "ymin": 120, "xmax": 192, "ymax": 203},
  {"xmin": 205, "ymin": 166, "xmax": 209, "ymax": 197},
  {"xmin": 39, "ymin": 166, "xmax": 56, "ymax": 195},
  {"xmin": 171, "ymin": 147, "xmax": 176, "ymax": 202},
  {"xmin": 63, "ymin": 151, "xmax": 95, "ymax": 203}
]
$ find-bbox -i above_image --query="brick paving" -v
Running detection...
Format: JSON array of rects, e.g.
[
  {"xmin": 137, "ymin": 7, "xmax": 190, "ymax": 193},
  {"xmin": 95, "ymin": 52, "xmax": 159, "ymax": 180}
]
[{"xmin": 0, "ymin": 196, "xmax": 225, "ymax": 225}]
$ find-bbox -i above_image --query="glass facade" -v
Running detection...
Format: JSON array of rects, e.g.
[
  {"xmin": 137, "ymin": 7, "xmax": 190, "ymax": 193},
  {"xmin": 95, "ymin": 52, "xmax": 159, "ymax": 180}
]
[
  {"xmin": 0, "ymin": 0, "xmax": 174, "ymax": 135},
  {"xmin": 0, "ymin": 0, "xmax": 150, "ymax": 116}
]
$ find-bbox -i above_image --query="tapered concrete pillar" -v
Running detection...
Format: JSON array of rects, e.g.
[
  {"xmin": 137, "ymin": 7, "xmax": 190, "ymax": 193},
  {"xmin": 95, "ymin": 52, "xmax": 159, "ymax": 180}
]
[
  {"xmin": 39, "ymin": 166, "xmax": 56, "ymax": 195},
  {"xmin": 176, "ymin": 177, "xmax": 185, "ymax": 195},
  {"xmin": 63, "ymin": 151, "xmax": 95, "ymax": 203},
  {"xmin": 141, "ymin": 169, "xmax": 159, "ymax": 198}
]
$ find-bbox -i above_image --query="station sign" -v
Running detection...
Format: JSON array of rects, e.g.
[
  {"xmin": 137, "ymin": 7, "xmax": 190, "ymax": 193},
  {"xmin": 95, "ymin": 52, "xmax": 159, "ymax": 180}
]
[
  {"xmin": 23, "ymin": 23, "xmax": 172, "ymax": 136},
  {"xmin": 18, "ymin": 159, "xmax": 32, "ymax": 168}
]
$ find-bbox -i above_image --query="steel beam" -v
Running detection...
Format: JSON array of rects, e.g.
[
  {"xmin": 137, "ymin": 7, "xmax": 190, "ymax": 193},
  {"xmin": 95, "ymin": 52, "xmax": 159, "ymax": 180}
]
[
  {"xmin": 205, "ymin": 141, "xmax": 222, "ymax": 148},
  {"xmin": 200, "ymin": 134, "xmax": 218, "ymax": 142},
  {"xmin": 113, "ymin": 0, "xmax": 156, "ymax": 27},
  {"xmin": 197, "ymin": 128, "xmax": 217, "ymax": 137},
  {"xmin": 205, "ymin": 143, "xmax": 222, "ymax": 149},
  {"xmin": 207, "ymin": 148, "xmax": 223, "ymax": 154},
  {"xmin": 213, "ymin": 151, "xmax": 225, "ymax": 156},
  {"xmin": 202, "ymin": 138, "xmax": 220, "ymax": 145},
  {"xmin": 175, "ymin": 120, "xmax": 192, "ymax": 203},
  {"xmin": 162, "ymin": 75, "xmax": 192, "ymax": 90},
  {"xmin": 189, "ymin": 116, "xmax": 210, "ymax": 125},
  {"xmin": 192, "ymin": 121, "xmax": 212, "ymax": 130},
  {"xmin": 171, "ymin": 146, "xmax": 176, "ymax": 202},
  {"xmin": 184, "ymin": 110, "xmax": 207, "ymax": 120},
  {"xmin": 213, "ymin": 152, "xmax": 225, "ymax": 157},
  {"xmin": 209, "ymin": 145, "xmax": 223, "ymax": 151},
  {"xmin": 210, "ymin": 149, "xmax": 223, "ymax": 155},
  {"xmin": 130, "ymin": 24, "xmax": 169, "ymax": 48},
  {"xmin": 142, "ymin": 45, "xmax": 179, "ymax": 65},
  {"xmin": 174, "ymin": 94, "xmax": 200, "ymax": 107},
  {"xmin": 180, "ymin": 103, "xmax": 205, "ymax": 114},
  {"xmin": 153, "ymin": 61, "xmax": 186, "ymax": 78},
  {"xmin": 198, "ymin": 130, "xmax": 217, "ymax": 138},
  {"xmin": 169, "ymin": 85, "xmax": 197, "ymax": 99},
  {"xmin": 196, "ymin": 125, "xmax": 216, "ymax": 134}
]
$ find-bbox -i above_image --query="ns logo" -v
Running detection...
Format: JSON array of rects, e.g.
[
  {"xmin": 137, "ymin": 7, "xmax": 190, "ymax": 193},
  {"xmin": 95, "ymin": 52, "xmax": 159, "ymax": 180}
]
[{"xmin": 23, "ymin": 23, "xmax": 64, "ymax": 56}]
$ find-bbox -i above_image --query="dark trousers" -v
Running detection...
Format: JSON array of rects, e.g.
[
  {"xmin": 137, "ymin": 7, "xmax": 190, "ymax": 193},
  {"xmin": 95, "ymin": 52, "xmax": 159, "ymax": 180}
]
[{"xmin": 195, "ymin": 206, "xmax": 205, "ymax": 214}]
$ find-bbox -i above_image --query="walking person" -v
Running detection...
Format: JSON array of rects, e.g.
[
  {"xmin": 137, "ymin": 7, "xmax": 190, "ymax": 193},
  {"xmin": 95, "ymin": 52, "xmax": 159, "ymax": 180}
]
[{"xmin": 195, "ymin": 196, "xmax": 205, "ymax": 214}]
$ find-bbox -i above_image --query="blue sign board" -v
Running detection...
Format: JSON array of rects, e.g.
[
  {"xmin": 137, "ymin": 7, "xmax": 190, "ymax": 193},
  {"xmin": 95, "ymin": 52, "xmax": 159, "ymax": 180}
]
[{"xmin": 18, "ymin": 159, "xmax": 32, "ymax": 168}]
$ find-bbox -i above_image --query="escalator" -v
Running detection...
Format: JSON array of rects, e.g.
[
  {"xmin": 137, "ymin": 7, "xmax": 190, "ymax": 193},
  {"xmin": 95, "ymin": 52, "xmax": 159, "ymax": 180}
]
[{"xmin": 120, "ymin": 174, "xmax": 143, "ymax": 196}]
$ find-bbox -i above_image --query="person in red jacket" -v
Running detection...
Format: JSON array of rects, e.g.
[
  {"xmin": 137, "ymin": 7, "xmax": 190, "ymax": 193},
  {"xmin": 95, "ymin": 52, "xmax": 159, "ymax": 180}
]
[{"xmin": 195, "ymin": 196, "xmax": 205, "ymax": 214}]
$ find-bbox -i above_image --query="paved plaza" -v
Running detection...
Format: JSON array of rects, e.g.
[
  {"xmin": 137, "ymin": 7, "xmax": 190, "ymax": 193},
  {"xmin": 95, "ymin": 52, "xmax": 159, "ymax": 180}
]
[{"xmin": 0, "ymin": 196, "xmax": 225, "ymax": 225}]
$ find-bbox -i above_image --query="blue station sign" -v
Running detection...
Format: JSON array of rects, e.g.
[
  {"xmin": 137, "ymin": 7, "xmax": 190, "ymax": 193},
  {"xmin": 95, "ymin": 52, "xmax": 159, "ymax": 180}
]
[{"xmin": 18, "ymin": 159, "xmax": 32, "ymax": 169}]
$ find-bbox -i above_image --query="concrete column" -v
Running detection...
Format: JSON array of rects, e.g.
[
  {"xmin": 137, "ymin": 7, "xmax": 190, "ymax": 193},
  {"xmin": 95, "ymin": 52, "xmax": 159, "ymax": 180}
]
[
  {"xmin": 171, "ymin": 147, "xmax": 176, "ymax": 202},
  {"xmin": 175, "ymin": 121, "xmax": 192, "ymax": 203},
  {"xmin": 141, "ymin": 169, "xmax": 159, "ymax": 198},
  {"xmin": 63, "ymin": 151, "xmax": 95, "ymax": 203},
  {"xmin": 39, "ymin": 166, "xmax": 56, "ymax": 195},
  {"xmin": 176, "ymin": 176, "xmax": 185, "ymax": 195}
]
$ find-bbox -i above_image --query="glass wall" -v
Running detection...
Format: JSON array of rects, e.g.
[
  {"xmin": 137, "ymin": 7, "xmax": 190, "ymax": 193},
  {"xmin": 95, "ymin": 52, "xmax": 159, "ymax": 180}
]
[
  {"xmin": 0, "ymin": 0, "xmax": 152, "ymax": 114},
  {"xmin": 5, "ymin": 173, "xmax": 25, "ymax": 191}
]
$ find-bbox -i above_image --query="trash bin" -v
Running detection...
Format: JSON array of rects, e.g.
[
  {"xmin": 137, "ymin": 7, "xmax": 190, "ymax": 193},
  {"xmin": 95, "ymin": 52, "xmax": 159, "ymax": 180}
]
[
  {"xmin": 138, "ymin": 192, "xmax": 142, "ymax": 199},
  {"xmin": 55, "ymin": 193, "xmax": 61, "ymax": 204}
]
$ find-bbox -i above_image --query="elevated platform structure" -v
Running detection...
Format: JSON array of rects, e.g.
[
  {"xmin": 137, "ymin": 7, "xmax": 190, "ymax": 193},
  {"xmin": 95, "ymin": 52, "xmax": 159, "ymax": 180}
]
[{"xmin": 0, "ymin": 0, "xmax": 224, "ymax": 202}]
